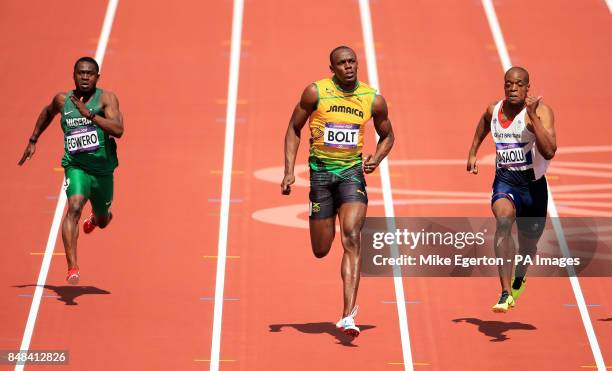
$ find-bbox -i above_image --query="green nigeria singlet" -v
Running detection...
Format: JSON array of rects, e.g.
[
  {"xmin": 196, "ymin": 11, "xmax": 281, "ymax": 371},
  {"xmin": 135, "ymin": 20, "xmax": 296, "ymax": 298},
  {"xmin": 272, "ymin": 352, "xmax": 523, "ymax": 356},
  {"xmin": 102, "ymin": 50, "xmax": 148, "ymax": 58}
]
[{"xmin": 60, "ymin": 88, "xmax": 118, "ymax": 175}]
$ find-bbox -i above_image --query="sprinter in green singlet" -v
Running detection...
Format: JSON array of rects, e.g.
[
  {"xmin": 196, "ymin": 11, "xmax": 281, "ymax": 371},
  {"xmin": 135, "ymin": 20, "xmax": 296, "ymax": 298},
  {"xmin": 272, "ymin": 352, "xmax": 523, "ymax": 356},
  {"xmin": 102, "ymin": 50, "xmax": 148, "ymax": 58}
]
[{"xmin": 19, "ymin": 57, "xmax": 124, "ymax": 284}]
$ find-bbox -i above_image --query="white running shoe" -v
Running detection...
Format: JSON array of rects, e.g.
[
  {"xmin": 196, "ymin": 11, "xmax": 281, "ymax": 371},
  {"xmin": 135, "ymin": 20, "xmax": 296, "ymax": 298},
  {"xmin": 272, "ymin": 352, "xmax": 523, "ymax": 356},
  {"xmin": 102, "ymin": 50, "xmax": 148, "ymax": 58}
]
[{"xmin": 335, "ymin": 306, "xmax": 360, "ymax": 338}]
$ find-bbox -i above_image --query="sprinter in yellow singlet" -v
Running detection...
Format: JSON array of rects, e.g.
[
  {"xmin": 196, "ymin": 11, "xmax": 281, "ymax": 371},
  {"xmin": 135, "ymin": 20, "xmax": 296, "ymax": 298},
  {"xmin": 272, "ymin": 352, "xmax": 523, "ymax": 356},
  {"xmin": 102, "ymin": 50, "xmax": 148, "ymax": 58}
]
[{"xmin": 281, "ymin": 46, "xmax": 395, "ymax": 338}]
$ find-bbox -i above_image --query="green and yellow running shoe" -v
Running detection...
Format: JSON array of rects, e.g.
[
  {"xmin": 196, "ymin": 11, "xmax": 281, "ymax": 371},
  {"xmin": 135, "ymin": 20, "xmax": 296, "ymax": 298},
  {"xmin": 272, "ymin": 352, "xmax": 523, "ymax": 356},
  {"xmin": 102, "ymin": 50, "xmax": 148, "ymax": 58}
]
[
  {"xmin": 511, "ymin": 277, "xmax": 527, "ymax": 301},
  {"xmin": 492, "ymin": 291, "xmax": 515, "ymax": 313}
]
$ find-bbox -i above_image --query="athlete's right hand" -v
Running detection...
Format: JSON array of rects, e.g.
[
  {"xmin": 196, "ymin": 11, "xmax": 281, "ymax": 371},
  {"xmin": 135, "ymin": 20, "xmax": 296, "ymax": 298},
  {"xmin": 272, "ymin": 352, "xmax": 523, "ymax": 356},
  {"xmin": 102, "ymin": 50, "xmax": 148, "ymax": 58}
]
[
  {"xmin": 281, "ymin": 174, "xmax": 295, "ymax": 195},
  {"xmin": 18, "ymin": 142, "xmax": 36, "ymax": 166},
  {"xmin": 466, "ymin": 154, "xmax": 478, "ymax": 174}
]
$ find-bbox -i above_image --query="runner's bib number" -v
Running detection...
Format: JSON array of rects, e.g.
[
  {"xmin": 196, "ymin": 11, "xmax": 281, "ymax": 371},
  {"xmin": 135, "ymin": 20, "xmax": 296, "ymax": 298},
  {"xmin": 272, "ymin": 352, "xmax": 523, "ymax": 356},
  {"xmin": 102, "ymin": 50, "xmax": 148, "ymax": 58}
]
[
  {"xmin": 324, "ymin": 123, "xmax": 359, "ymax": 148},
  {"xmin": 66, "ymin": 126, "xmax": 100, "ymax": 155},
  {"xmin": 496, "ymin": 143, "xmax": 532, "ymax": 167}
]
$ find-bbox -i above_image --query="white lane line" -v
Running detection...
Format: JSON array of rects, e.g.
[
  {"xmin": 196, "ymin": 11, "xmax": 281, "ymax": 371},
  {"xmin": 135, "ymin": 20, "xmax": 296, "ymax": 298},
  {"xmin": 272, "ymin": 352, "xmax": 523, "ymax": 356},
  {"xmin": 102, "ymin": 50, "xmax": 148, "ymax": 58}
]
[
  {"xmin": 15, "ymin": 187, "xmax": 67, "ymax": 371},
  {"xmin": 15, "ymin": 1, "xmax": 119, "ymax": 370},
  {"xmin": 481, "ymin": 0, "xmax": 512, "ymax": 71},
  {"xmin": 547, "ymin": 196, "xmax": 606, "ymax": 371},
  {"xmin": 605, "ymin": 0, "xmax": 612, "ymax": 14},
  {"xmin": 209, "ymin": 0, "xmax": 244, "ymax": 370},
  {"xmin": 481, "ymin": 1, "xmax": 606, "ymax": 370},
  {"xmin": 358, "ymin": 1, "xmax": 414, "ymax": 370}
]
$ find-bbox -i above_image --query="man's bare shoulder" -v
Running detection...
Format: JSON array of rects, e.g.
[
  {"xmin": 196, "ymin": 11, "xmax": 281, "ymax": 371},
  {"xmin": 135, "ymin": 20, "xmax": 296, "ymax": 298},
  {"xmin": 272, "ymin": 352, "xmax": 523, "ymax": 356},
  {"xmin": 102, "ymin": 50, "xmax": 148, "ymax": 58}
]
[
  {"xmin": 54, "ymin": 92, "xmax": 67, "ymax": 100},
  {"xmin": 536, "ymin": 101, "xmax": 553, "ymax": 115},
  {"xmin": 52, "ymin": 92, "xmax": 68, "ymax": 110},
  {"xmin": 299, "ymin": 83, "xmax": 318, "ymax": 106},
  {"xmin": 100, "ymin": 89, "xmax": 117, "ymax": 99},
  {"xmin": 483, "ymin": 101, "xmax": 498, "ymax": 119},
  {"xmin": 487, "ymin": 101, "xmax": 498, "ymax": 114},
  {"xmin": 303, "ymin": 83, "xmax": 318, "ymax": 97},
  {"xmin": 100, "ymin": 90, "xmax": 120, "ymax": 105},
  {"xmin": 372, "ymin": 94, "xmax": 388, "ymax": 116}
]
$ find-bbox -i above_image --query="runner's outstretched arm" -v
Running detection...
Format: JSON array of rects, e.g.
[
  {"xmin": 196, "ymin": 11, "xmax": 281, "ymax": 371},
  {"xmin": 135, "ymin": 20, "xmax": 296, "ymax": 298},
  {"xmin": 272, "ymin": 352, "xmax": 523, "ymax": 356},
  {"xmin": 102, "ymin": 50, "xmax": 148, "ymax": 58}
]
[
  {"xmin": 466, "ymin": 103, "xmax": 495, "ymax": 174},
  {"xmin": 281, "ymin": 84, "xmax": 318, "ymax": 194},
  {"xmin": 18, "ymin": 93, "xmax": 64, "ymax": 165}
]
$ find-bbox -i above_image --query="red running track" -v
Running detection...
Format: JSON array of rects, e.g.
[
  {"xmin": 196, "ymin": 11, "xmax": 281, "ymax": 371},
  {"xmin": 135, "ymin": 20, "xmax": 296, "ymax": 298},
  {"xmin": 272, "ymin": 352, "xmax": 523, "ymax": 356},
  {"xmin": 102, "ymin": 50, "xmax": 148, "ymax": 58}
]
[{"xmin": 1, "ymin": 0, "xmax": 610, "ymax": 370}]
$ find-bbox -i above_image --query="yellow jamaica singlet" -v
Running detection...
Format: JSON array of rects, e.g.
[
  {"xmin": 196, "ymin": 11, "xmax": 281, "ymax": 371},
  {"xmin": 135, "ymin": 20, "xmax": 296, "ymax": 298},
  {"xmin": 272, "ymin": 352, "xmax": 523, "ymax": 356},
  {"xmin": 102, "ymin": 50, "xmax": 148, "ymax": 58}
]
[{"xmin": 309, "ymin": 77, "xmax": 377, "ymax": 173}]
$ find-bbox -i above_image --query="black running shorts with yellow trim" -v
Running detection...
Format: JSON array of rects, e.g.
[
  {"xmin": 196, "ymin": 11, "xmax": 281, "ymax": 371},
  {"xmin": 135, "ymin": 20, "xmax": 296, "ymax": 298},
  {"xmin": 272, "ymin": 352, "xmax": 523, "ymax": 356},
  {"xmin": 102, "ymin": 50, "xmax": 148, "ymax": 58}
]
[
  {"xmin": 309, "ymin": 164, "xmax": 368, "ymax": 220},
  {"xmin": 64, "ymin": 166, "xmax": 114, "ymax": 217}
]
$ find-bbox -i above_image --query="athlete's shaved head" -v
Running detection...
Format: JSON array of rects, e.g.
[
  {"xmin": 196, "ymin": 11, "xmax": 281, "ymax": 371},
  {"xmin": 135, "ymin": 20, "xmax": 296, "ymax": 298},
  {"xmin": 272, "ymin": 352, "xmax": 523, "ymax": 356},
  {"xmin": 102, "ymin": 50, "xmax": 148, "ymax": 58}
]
[
  {"xmin": 329, "ymin": 46, "xmax": 356, "ymax": 65},
  {"xmin": 504, "ymin": 66, "xmax": 530, "ymax": 106},
  {"xmin": 505, "ymin": 66, "xmax": 529, "ymax": 84}
]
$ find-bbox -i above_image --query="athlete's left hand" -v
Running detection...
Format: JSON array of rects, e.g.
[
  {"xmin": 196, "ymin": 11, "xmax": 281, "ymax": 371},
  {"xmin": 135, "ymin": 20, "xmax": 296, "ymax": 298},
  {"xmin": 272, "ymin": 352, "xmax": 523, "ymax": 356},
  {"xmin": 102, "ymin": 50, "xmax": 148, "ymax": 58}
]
[
  {"xmin": 363, "ymin": 154, "xmax": 379, "ymax": 174},
  {"xmin": 525, "ymin": 95, "xmax": 542, "ymax": 115},
  {"xmin": 69, "ymin": 95, "xmax": 92, "ymax": 118}
]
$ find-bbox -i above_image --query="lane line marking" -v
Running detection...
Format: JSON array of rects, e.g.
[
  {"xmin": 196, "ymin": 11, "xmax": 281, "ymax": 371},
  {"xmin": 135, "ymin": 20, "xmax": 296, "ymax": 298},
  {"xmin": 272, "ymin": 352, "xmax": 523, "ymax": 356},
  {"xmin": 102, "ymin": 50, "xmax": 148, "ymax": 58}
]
[
  {"xmin": 203, "ymin": 256, "xmax": 240, "ymax": 259},
  {"xmin": 207, "ymin": 212, "xmax": 243, "ymax": 216},
  {"xmin": 195, "ymin": 359, "xmax": 236, "ymax": 362},
  {"xmin": 370, "ymin": 172, "xmax": 400, "ymax": 177},
  {"xmin": 358, "ymin": 1, "xmax": 413, "ymax": 370},
  {"xmin": 215, "ymin": 117, "xmax": 246, "ymax": 123},
  {"xmin": 605, "ymin": 0, "xmax": 612, "ymax": 14},
  {"xmin": 481, "ymin": 1, "xmax": 606, "ymax": 370},
  {"xmin": 208, "ymin": 198, "xmax": 243, "ymax": 203},
  {"xmin": 222, "ymin": 39, "xmax": 250, "ymax": 46},
  {"xmin": 15, "ymin": 2, "xmax": 119, "ymax": 371},
  {"xmin": 215, "ymin": 99, "xmax": 247, "ymax": 105},
  {"xmin": 209, "ymin": 1, "xmax": 244, "ymax": 370},
  {"xmin": 481, "ymin": 0, "xmax": 512, "ymax": 70},
  {"xmin": 17, "ymin": 295, "xmax": 60, "ymax": 299},
  {"xmin": 210, "ymin": 170, "xmax": 244, "ymax": 175}
]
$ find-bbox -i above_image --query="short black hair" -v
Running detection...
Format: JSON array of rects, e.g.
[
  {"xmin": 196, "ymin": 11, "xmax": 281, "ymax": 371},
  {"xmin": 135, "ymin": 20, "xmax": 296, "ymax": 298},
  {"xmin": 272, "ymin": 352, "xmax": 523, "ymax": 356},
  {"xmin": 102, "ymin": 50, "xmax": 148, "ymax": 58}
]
[
  {"xmin": 505, "ymin": 66, "xmax": 529, "ymax": 84},
  {"xmin": 74, "ymin": 57, "xmax": 99, "ymax": 74},
  {"xmin": 329, "ymin": 46, "xmax": 356, "ymax": 64}
]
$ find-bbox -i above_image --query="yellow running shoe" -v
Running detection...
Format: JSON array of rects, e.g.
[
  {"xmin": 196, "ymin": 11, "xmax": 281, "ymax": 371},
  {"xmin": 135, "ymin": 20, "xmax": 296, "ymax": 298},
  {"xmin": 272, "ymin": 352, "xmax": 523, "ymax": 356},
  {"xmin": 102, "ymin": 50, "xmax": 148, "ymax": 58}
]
[
  {"xmin": 492, "ymin": 291, "xmax": 515, "ymax": 313},
  {"xmin": 511, "ymin": 277, "xmax": 527, "ymax": 301}
]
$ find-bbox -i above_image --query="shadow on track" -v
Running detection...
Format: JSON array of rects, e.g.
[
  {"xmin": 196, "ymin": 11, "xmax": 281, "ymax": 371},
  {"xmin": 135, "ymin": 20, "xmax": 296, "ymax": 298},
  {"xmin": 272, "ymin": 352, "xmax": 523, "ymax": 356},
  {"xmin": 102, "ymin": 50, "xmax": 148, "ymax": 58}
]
[
  {"xmin": 452, "ymin": 317, "xmax": 536, "ymax": 342},
  {"xmin": 15, "ymin": 284, "xmax": 110, "ymax": 306},
  {"xmin": 269, "ymin": 322, "xmax": 376, "ymax": 347}
]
